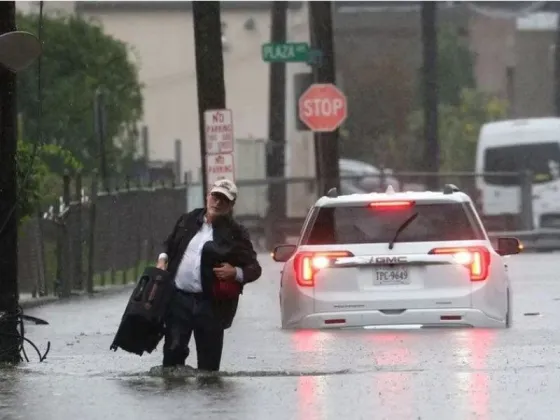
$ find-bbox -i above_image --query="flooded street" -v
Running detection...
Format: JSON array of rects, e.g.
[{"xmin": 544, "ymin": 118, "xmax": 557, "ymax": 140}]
[{"xmin": 2, "ymin": 253, "xmax": 560, "ymax": 420}]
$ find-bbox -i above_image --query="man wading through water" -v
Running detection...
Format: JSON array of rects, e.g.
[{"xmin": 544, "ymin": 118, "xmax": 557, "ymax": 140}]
[{"xmin": 157, "ymin": 179, "xmax": 262, "ymax": 371}]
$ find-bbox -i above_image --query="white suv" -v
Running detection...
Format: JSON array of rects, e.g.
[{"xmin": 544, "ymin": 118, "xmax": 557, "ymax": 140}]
[{"xmin": 272, "ymin": 185, "xmax": 522, "ymax": 329}]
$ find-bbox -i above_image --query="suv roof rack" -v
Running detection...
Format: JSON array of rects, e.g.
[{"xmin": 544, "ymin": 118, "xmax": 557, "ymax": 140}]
[
  {"xmin": 443, "ymin": 184, "xmax": 461, "ymax": 194},
  {"xmin": 326, "ymin": 187, "xmax": 338, "ymax": 198}
]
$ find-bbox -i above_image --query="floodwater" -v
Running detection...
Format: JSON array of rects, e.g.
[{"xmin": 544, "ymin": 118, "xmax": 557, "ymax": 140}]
[{"xmin": 2, "ymin": 253, "xmax": 560, "ymax": 420}]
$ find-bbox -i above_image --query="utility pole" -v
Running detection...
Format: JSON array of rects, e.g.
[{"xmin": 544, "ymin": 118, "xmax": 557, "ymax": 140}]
[
  {"xmin": 0, "ymin": 2, "xmax": 41, "ymax": 364},
  {"xmin": 421, "ymin": 1, "xmax": 439, "ymax": 190},
  {"xmin": 193, "ymin": 1, "xmax": 226, "ymax": 199},
  {"xmin": 554, "ymin": 3, "xmax": 560, "ymax": 115},
  {"xmin": 308, "ymin": 1, "xmax": 340, "ymax": 195},
  {"xmin": 0, "ymin": 1, "xmax": 19, "ymax": 364},
  {"xmin": 265, "ymin": 1, "xmax": 287, "ymax": 249},
  {"xmin": 94, "ymin": 88, "xmax": 108, "ymax": 192}
]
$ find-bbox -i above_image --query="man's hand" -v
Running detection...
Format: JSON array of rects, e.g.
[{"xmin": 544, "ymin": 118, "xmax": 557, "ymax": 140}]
[
  {"xmin": 213, "ymin": 263, "xmax": 237, "ymax": 282},
  {"xmin": 156, "ymin": 257, "xmax": 168, "ymax": 271}
]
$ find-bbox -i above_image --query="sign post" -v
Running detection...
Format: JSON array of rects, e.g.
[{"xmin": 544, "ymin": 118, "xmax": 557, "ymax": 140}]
[
  {"xmin": 298, "ymin": 83, "xmax": 347, "ymax": 132},
  {"xmin": 203, "ymin": 109, "xmax": 235, "ymax": 190}
]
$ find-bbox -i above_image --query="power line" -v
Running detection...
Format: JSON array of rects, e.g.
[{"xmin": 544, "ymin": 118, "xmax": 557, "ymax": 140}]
[{"xmin": 0, "ymin": 0, "xmax": 51, "ymax": 364}]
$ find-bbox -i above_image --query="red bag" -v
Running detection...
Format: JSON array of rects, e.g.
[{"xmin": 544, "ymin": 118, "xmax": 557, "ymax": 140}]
[{"xmin": 213, "ymin": 280, "xmax": 241, "ymax": 300}]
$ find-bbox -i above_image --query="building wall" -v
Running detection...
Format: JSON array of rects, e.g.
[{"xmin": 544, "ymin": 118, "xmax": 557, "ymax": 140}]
[
  {"xmin": 76, "ymin": 8, "xmax": 276, "ymax": 179},
  {"xmin": 333, "ymin": 5, "xmax": 516, "ymax": 166},
  {"xmin": 513, "ymin": 12, "xmax": 559, "ymax": 118},
  {"xmin": 468, "ymin": 14, "xmax": 517, "ymax": 100},
  {"xmin": 514, "ymin": 30, "xmax": 555, "ymax": 118}
]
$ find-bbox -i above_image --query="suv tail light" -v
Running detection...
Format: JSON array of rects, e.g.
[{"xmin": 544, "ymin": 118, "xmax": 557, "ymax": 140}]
[
  {"xmin": 293, "ymin": 251, "xmax": 353, "ymax": 287},
  {"xmin": 369, "ymin": 201, "xmax": 414, "ymax": 210},
  {"xmin": 429, "ymin": 246, "xmax": 491, "ymax": 281}
]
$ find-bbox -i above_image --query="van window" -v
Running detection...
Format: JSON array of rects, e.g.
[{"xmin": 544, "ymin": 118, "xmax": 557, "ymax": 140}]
[
  {"xmin": 304, "ymin": 202, "xmax": 484, "ymax": 245},
  {"xmin": 483, "ymin": 142, "xmax": 560, "ymax": 186}
]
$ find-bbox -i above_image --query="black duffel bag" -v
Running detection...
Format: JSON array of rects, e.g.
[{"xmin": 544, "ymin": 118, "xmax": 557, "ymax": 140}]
[{"xmin": 110, "ymin": 266, "xmax": 174, "ymax": 356}]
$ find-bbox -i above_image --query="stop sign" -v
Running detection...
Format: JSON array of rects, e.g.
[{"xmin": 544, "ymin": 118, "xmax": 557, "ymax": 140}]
[{"xmin": 298, "ymin": 83, "xmax": 347, "ymax": 132}]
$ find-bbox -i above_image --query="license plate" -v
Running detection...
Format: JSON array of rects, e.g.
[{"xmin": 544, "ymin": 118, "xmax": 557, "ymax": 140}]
[{"xmin": 373, "ymin": 267, "xmax": 410, "ymax": 285}]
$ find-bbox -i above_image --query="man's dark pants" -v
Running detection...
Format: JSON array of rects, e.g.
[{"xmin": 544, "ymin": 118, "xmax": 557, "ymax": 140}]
[{"xmin": 162, "ymin": 289, "xmax": 224, "ymax": 371}]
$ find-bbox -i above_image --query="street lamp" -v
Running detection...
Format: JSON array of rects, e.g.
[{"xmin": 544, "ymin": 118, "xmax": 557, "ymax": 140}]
[{"xmin": 0, "ymin": 30, "xmax": 42, "ymax": 72}]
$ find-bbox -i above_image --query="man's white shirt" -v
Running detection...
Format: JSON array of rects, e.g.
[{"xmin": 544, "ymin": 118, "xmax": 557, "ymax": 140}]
[{"xmin": 160, "ymin": 218, "xmax": 244, "ymax": 293}]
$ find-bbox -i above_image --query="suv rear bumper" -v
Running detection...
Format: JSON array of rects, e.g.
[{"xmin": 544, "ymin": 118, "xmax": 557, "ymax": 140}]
[{"xmin": 283, "ymin": 308, "xmax": 505, "ymax": 329}]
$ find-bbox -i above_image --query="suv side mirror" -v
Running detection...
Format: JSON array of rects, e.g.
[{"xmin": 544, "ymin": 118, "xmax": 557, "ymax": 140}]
[
  {"xmin": 497, "ymin": 237, "xmax": 522, "ymax": 256},
  {"xmin": 272, "ymin": 244, "xmax": 297, "ymax": 262}
]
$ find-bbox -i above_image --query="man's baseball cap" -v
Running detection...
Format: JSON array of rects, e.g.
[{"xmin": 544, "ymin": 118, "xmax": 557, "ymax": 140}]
[{"xmin": 210, "ymin": 179, "xmax": 238, "ymax": 202}]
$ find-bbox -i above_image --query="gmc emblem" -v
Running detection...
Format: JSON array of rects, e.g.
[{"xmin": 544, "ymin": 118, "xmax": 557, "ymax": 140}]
[{"xmin": 375, "ymin": 256, "xmax": 407, "ymax": 264}]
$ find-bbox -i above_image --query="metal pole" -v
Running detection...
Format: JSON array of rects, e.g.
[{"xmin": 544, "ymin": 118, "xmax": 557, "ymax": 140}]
[
  {"xmin": 421, "ymin": 1, "xmax": 439, "ymax": 190},
  {"xmin": 554, "ymin": 9, "xmax": 560, "ymax": 115},
  {"xmin": 174, "ymin": 139, "xmax": 182, "ymax": 185},
  {"xmin": 308, "ymin": 1, "xmax": 340, "ymax": 195},
  {"xmin": 0, "ymin": 1, "xmax": 21, "ymax": 364},
  {"xmin": 193, "ymin": 1, "xmax": 226, "ymax": 200},
  {"xmin": 266, "ymin": 1, "xmax": 288, "ymax": 249},
  {"xmin": 520, "ymin": 170, "xmax": 534, "ymax": 230},
  {"xmin": 94, "ymin": 87, "xmax": 108, "ymax": 192}
]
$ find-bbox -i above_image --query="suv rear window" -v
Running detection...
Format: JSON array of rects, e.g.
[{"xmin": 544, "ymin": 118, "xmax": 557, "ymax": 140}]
[{"xmin": 303, "ymin": 202, "xmax": 484, "ymax": 245}]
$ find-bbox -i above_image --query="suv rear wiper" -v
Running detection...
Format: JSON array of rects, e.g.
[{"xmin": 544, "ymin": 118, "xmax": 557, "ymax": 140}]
[{"xmin": 388, "ymin": 213, "xmax": 418, "ymax": 250}]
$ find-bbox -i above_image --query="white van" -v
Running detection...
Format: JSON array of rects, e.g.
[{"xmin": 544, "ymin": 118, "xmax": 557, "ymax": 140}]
[{"xmin": 475, "ymin": 118, "xmax": 560, "ymax": 230}]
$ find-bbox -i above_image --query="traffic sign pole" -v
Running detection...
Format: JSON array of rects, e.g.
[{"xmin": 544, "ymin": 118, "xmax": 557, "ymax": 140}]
[
  {"xmin": 308, "ymin": 1, "xmax": 341, "ymax": 196},
  {"xmin": 266, "ymin": 0, "xmax": 288, "ymax": 250},
  {"xmin": 193, "ymin": 1, "xmax": 226, "ymax": 201},
  {"xmin": 0, "ymin": 1, "xmax": 21, "ymax": 364}
]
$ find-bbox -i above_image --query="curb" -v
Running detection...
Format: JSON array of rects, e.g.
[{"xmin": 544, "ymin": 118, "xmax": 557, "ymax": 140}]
[{"xmin": 19, "ymin": 283, "xmax": 136, "ymax": 311}]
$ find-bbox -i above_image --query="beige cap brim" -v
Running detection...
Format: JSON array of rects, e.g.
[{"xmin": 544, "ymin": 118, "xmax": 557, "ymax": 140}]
[{"xmin": 210, "ymin": 186, "xmax": 235, "ymax": 201}]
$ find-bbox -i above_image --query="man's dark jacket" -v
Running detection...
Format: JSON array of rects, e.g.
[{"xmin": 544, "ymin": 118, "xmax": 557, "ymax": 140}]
[
  {"xmin": 163, "ymin": 208, "xmax": 262, "ymax": 329},
  {"xmin": 110, "ymin": 208, "xmax": 262, "ymax": 356}
]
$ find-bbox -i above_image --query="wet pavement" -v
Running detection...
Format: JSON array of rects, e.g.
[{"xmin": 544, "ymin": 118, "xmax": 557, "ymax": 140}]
[{"xmin": 2, "ymin": 252, "xmax": 560, "ymax": 420}]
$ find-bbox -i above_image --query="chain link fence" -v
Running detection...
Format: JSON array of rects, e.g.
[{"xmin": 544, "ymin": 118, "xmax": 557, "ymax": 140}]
[{"xmin": 18, "ymin": 172, "xmax": 187, "ymax": 301}]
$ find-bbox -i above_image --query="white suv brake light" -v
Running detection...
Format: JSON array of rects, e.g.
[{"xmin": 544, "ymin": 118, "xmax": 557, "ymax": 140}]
[
  {"xmin": 294, "ymin": 251, "xmax": 353, "ymax": 287},
  {"xmin": 428, "ymin": 246, "xmax": 491, "ymax": 281}
]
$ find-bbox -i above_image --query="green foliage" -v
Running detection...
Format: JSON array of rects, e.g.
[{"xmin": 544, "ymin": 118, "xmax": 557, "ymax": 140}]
[
  {"xmin": 407, "ymin": 89, "xmax": 508, "ymax": 172},
  {"xmin": 16, "ymin": 11, "xmax": 143, "ymax": 174},
  {"xmin": 437, "ymin": 26, "xmax": 476, "ymax": 106},
  {"xmin": 16, "ymin": 140, "xmax": 46, "ymax": 224},
  {"xmin": 16, "ymin": 141, "xmax": 82, "ymax": 224},
  {"xmin": 416, "ymin": 25, "xmax": 476, "ymax": 108}
]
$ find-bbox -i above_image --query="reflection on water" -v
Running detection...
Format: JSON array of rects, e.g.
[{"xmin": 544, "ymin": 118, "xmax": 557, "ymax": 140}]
[
  {"xmin": 298, "ymin": 376, "xmax": 321, "ymax": 420},
  {"xmin": 119, "ymin": 373, "xmax": 243, "ymax": 400},
  {"xmin": 0, "ymin": 368, "xmax": 20, "ymax": 415},
  {"xmin": 453, "ymin": 329, "xmax": 495, "ymax": 420},
  {"xmin": 467, "ymin": 329, "xmax": 495, "ymax": 420},
  {"xmin": 368, "ymin": 331, "xmax": 416, "ymax": 419}
]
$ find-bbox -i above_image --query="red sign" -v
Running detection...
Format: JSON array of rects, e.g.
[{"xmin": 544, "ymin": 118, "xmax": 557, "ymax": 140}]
[{"xmin": 298, "ymin": 83, "xmax": 347, "ymax": 132}]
